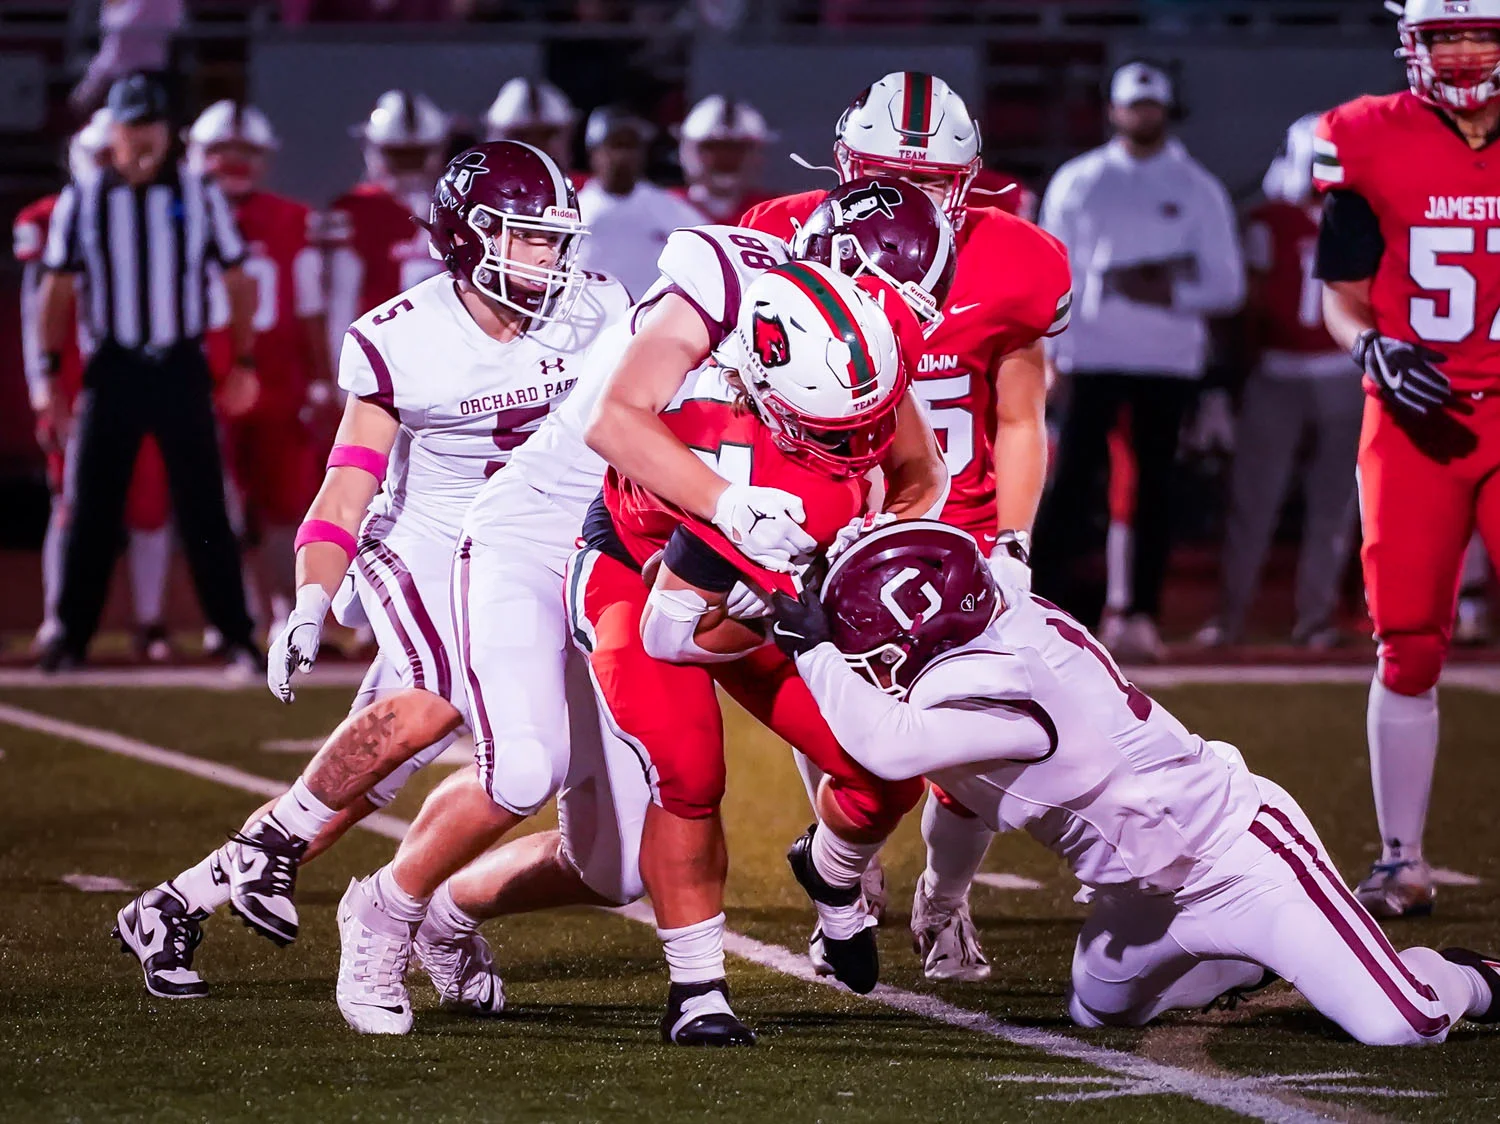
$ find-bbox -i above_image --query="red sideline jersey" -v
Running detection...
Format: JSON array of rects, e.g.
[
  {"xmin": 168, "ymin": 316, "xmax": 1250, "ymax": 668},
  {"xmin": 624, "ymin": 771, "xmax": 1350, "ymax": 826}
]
[
  {"xmin": 13, "ymin": 195, "xmax": 85, "ymax": 406},
  {"xmin": 603, "ymin": 367, "xmax": 871, "ymax": 595},
  {"xmin": 741, "ymin": 191, "xmax": 1072, "ymax": 546},
  {"xmin": 1243, "ymin": 199, "xmax": 1343, "ymax": 373},
  {"xmin": 206, "ymin": 191, "xmax": 323, "ymax": 414},
  {"xmin": 1314, "ymin": 92, "xmax": 1500, "ymax": 393},
  {"xmin": 319, "ymin": 182, "xmax": 444, "ymax": 343}
]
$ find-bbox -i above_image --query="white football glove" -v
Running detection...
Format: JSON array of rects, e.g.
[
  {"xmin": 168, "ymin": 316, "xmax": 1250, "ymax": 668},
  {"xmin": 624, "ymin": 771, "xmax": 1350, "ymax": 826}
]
[
  {"xmin": 267, "ymin": 585, "xmax": 332, "ymax": 704},
  {"xmin": 826, "ymin": 512, "xmax": 897, "ymax": 564},
  {"xmin": 725, "ymin": 581, "xmax": 772, "ymax": 620},
  {"xmin": 987, "ymin": 531, "xmax": 1033, "ymax": 607},
  {"xmin": 711, "ymin": 484, "xmax": 817, "ymax": 573}
]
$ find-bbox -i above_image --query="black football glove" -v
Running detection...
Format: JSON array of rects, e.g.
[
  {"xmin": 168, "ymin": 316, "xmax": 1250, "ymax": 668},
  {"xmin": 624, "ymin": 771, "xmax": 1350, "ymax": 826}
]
[
  {"xmin": 1353, "ymin": 330, "xmax": 1454, "ymax": 416},
  {"xmin": 770, "ymin": 587, "xmax": 830, "ymax": 659}
]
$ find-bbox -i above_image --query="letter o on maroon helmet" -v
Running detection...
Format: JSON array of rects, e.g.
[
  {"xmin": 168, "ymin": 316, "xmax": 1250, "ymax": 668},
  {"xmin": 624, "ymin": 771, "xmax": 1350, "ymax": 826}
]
[
  {"xmin": 792, "ymin": 176, "xmax": 956, "ymax": 336},
  {"xmin": 422, "ymin": 139, "xmax": 589, "ymax": 323},
  {"xmin": 820, "ymin": 519, "xmax": 1000, "ymax": 697}
]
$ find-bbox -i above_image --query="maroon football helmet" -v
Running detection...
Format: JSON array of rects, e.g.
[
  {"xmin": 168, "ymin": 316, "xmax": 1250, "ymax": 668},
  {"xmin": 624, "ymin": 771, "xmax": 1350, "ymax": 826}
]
[
  {"xmin": 820, "ymin": 520, "xmax": 999, "ymax": 697},
  {"xmin": 422, "ymin": 140, "xmax": 588, "ymax": 323},
  {"xmin": 791, "ymin": 176, "xmax": 957, "ymax": 337}
]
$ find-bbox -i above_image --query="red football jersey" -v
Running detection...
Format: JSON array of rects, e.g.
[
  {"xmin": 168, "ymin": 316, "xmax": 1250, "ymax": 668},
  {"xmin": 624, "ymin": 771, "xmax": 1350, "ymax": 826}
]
[
  {"xmin": 320, "ymin": 182, "xmax": 444, "ymax": 341},
  {"xmin": 1315, "ymin": 92, "xmax": 1500, "ymax": 393},
  {"xmin": 205, "ymin": 191, "xmax": 322, "ymax": 415},
  {"xmin": 741, "ymin": 191, "xmax": 1072, "ymax": 540},
  {"xmin": 13, "ymin": 194, "xmax": 85, "ymax": 403},
  {"xmin": 604, "ymin": 371, "xmax": 870, "ymax": 594},
  {"xmin": 1243, "ymin": 199, "xmax": 1342, "ymax": 368}
]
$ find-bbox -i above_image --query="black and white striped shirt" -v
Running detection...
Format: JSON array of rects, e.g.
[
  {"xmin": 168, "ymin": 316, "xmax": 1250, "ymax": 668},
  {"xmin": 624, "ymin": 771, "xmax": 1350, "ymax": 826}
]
[{"xmin": 42, "ymin": 162, "xmax": 246, "ymax": 353}]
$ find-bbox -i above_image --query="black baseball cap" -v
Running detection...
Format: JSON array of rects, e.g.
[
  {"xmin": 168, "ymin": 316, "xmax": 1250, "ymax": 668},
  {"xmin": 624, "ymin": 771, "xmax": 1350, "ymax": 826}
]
[
  {"xmin": 584, "ymin": 105, "xmax": 655, "ymax": 149},
  {"xmin": 107, "ymin": 72, "xmax": 170, "ymax": 125}
]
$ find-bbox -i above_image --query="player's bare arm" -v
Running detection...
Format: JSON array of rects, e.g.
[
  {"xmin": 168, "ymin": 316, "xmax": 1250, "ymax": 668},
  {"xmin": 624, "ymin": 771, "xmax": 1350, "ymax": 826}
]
[
  {"xmin": 34, "ymin": 270, "xmax": 75, "ymax": 437},
  {"xmin": 641, "ymin": 551, "xmax": 766, "ymax": 664},
  {"xmin": 219, "ymin": 263, "xmax": 261, "ymax": 418},
  {"xmin": 991, "ymin": 340, "xmax": 1048, "ymax": 533},
  {"xmin": 1321, "ymin": 277, "xmax": 1375, "ymax": 353},
  {"xmin": 877, "ymin": 396, "xmax": 949, "ymax": 519}
]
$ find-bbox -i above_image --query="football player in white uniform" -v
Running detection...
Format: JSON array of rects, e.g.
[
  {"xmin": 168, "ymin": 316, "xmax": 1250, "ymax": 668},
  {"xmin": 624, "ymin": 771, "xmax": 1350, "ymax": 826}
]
[
  {"xmin": 110, "ymin": 141, "xmax": 630, "ymax": 1000},
  {"xmin": 767, "ymin": 521, "xmax": 1500, "ymax": 1045}
]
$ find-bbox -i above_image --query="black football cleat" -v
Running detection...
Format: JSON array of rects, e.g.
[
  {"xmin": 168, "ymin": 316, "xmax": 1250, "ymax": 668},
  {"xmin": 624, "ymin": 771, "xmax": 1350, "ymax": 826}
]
[
  {"xmin": 661, "ymin": 980, "xmax": 756, "ymax": 1046},
  {"xmin": 113, "ymin": 887, "xmax": 209, "ymax": 999},
  {"xmin": 787, "ymin": 824, "xmax": 879, "ymax": 995},
  {"xmin": 225, "ymin": 818, "xmax": 309, "ymax": 946},
  {"xmin": 1442, "ymin": 948, "xmax": 1500, "ymax": 1023}
]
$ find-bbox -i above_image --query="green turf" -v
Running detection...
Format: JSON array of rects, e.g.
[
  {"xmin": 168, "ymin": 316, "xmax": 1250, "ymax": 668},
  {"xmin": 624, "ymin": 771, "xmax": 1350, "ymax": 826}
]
[{"xmin": 1, "ymin": 680, "xmax": 1499, "ymax": 1122}]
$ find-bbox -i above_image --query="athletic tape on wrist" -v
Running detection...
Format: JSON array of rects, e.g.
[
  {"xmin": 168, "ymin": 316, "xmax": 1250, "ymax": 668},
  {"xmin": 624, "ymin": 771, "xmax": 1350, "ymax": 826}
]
[
  {"xmin": 327, "ymin": 443, "xmax": 389, "ymax": 481},
  {"xmin": 294, "ymin": 518, "xmax": 357, "ymax": 562}
]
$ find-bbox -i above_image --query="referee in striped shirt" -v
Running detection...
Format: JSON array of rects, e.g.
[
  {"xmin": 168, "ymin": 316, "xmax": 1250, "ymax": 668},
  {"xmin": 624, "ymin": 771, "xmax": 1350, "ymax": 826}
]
[{"xmin": 34, "ymin": 72, "xmax": 260, "ymax": 670}]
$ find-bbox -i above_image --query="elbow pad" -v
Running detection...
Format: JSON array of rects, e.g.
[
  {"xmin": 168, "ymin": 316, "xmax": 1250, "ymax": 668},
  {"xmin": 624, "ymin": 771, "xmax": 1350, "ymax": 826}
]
[{"xmin": 641, "ymin": 584, "xmax": 741, "ymax": 664}]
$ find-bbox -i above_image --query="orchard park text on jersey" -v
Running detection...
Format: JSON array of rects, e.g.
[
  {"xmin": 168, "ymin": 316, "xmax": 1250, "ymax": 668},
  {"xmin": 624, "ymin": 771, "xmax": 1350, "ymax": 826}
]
[
  {"xmin": 459, "ymin": 377, "xmax": 576, "ymax": 416},
  {"xmin": 1424, "ymin": 195, "xmax": 1500, "ymax": 222}
]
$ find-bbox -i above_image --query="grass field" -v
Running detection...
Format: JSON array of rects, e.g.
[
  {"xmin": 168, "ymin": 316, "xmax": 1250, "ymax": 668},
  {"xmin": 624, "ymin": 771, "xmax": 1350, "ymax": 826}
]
[{"xmin": 2, "ymin": 674, "xmax": 1499, "ymax": 1124}]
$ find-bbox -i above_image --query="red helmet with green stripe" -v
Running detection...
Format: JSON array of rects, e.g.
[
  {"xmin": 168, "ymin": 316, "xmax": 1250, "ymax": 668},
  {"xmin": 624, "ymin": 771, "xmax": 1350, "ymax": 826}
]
[
  {"xmin": 834, "ymin": 71, "xmax": 981, "ymax": 227},
  {"xmin": 716, "ymin": 260, "xmax": 908, "ymax": 478}
]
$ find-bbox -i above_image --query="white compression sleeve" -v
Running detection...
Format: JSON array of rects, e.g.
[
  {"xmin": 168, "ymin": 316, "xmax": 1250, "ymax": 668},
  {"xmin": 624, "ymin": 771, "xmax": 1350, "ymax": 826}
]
[{"xmin": 640, "ymin": 585, "xmax": 743, "ymax": 664}]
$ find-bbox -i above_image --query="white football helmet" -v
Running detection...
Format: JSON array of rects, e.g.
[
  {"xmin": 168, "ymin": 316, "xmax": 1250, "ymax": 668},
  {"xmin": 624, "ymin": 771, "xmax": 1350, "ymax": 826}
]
[
  {"xmin": 1399, "ymin": 0, "xmax": 1500, "ymax": 112},
  {"xmin": 1261, "ymin": 111, "xmax": 1323, "ymax": 204},
  {"xmin": 187, "ymin": 100, "xmax": 278, "ymax": 198},
  {"xmin": 834, "ymin": 71, "xmax": 981, "ymax": 227},
  {"xmin": 69, "ymin": 107, "xmax": 113, "ymax": 183},
  {"xmin": 355, "ymin": 89, "xmax": 449, "ymax": 198},
  {"xmin": 679, "ymin": 95, "xmax": 773, "ymax": 198},
  {"xmin": 485, "ymin": 78, "xmax": 576, "ymax": 168},
  {"xmin": 716, "ymin": 260, "xmax": 907, "ymax": 477}
]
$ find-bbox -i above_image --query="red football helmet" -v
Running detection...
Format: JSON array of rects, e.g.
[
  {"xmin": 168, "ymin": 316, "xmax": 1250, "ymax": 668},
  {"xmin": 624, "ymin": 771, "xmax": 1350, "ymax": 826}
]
[
  {"xmin": 422, "ymin": 140, "xmax": 588, "ymax": 324},
  {"xmin": 820, "ymin": 520, "xmax": 1000, "ymax": 698},
  {"xmin": 791, "ymin": 176, "xmax": 957, "ymax": 337}
]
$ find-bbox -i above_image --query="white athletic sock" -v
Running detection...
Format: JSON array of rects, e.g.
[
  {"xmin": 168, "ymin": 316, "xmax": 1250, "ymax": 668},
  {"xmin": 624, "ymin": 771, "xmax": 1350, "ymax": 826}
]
[
  {"xmin": 810, "ymin": 824, "xmax": 882, "ymax": 889},
  {"xmin": 921, "ymin": 793, "xmax": 995, "ymax": 907},
  {"xmin": 267, "ymin": 778, "xmax": 337, "ymax": 844},
  {"xmin": 126, "ymin": 526, "xmax": 171, "ymax": 625},
  {"xmin": 425, "ymin": 880, "xmax": 483, "ymax": 938},
  {"xmin": 165, "ymin": 849, "xmax": 231, "ymax": 914},
  {"xmin": 373, "ymin": 864, "xmax": 432, "ymax": 924},
  {"xmin": 657, "ymin": 913, "xmax": 726, "ymax": 985},
  {"xmin": 1367, "ymin": 676, "xmax": 1439, "ymax": 864},
  {"xmin": 1399, "ymin": 946, "xmax": 1485, "ymax": 1021},
  {"xmin": 40, "ymin": 505, "xmax": 67, "ymax": 630},
  {"xmin": 1106, "ymin": 521, "xmax": 1133, "ymax": 613}
]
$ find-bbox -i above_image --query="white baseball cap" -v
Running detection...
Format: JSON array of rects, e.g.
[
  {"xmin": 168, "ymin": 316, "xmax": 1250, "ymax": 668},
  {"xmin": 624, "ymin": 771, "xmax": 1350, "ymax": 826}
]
[{"xmin": 1110, "ymin": 61, "xmax": 1174, "ymax": 108}]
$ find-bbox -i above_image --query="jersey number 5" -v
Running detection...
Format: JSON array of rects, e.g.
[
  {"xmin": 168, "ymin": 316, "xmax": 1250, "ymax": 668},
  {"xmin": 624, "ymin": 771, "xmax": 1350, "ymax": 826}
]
[
  {"xmin": 909, "ymin": 375, "xmax": 975, "ymax": 475},
  {"xmin": 1408, "ymin": 226, "xmax": 1500, "ymax": 344}
]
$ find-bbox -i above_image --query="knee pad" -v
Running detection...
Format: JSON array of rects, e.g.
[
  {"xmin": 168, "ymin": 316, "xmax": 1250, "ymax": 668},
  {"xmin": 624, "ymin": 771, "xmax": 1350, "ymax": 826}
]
[
  {"xmin": 479, "ymin": 734, "xmax": 566, "ymax": 817},
  {"xmin": 827, "ymin": 774, "xmax": 924, "ymax": 836},
  {"xmin": 1378, "ymin": 632, "xmax": 1447, "ymax": 695}
]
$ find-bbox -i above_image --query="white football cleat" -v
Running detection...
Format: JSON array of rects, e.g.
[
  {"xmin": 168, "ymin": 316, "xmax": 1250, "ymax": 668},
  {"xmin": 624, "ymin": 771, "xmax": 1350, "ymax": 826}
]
[
  {"xmin": 336, "ymin": 877, "xmax": 416, "ymax": 1035},
  {"xmin": 112, "ymin": 887, "xmax": 209, "ymax": 999},
  {"xmin": 1355, "ymin": 858, "xmax": 1435, "ymax": 919},
  {"xmin": 910, "ymin": 878, "xmax": 991, "ymax": 982},
  {"xmin": 414, "ymin": 916, "xmax": 505, "ymax": 1016}
]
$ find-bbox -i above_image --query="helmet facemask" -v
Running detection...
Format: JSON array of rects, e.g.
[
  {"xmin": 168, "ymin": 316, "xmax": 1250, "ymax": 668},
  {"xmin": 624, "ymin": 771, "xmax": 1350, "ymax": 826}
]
[
  {"xmin": 464, "ymin": 203, "xmax": 588, "ymax": 324},
  {"xmin": 842, "ymin": 640, "xmax": 912, "ymax": 698},
  {"xmin": 823, "ymin": 229, "xmax": 945, "ymax": 336},
  {"xmin": 1400, "ymin": 20, "xmax": 1500, "ymax": 112}
]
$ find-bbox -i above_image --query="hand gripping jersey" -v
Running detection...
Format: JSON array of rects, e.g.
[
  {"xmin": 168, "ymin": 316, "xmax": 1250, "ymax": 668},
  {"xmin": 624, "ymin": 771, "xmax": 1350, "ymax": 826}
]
[
  {"xmin": 14, "ymin": 195, "xmax": 85, "ymax": 407},
  {"xmin": 1243, "ymin": 199, "xmax": 1345, "ymax": 377},
  {"xmin": 321, "ymin": 182, "xmax": 446, "ymax": 347},
  {"xmin": 206, "ymin": 191, "xmax": 324, "ymax": 414},
  {"xmin": 742, "ymin": 193, "xmax": 1071, "ymax": 540},
  {"xmin": 338, "ymin": 270, "xmax": 631, "ymax": 545},
  {"xmin": 1314, "ymin": 92, "xmax": 1500, "ymax": 392}
]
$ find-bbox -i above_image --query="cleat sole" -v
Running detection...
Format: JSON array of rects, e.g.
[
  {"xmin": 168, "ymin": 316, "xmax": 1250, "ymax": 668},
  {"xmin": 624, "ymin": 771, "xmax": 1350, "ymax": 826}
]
[{"xmin": 228, "ymin": 901, "xmax": 297, "ymax": 947}]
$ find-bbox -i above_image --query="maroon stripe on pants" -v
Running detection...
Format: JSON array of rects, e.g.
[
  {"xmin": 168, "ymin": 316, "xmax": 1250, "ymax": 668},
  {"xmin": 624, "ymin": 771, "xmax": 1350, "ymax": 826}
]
[
  {"xmin": 367, "ymin": 539, "xmax": 452, "ymax": 701},
  {"xmin": 354, "ymin": 550, "xmax": 426, "ymax": 692},
  {"xmin": 456, "ymin": 538, "xmax": 496, "ymax": 797},
  {"xmin": 1248, "ymin": 813, "xmax": 1448, "ymax": 1040}
]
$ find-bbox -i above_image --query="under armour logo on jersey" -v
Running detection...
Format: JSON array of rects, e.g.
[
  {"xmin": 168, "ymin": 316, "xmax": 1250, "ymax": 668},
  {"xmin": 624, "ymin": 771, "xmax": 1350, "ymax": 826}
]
[
  {"xmin": 539, "ymin": 356, "xmax": 566, "ymax": 376},
  {"xmin": 751, "ymin": 311, "xmax": 791, "ymax": 368},
  {"xmin": 450, "ymin": 151, "xmax": 490, "ymax": 197},
  {"xmin": 836, "ymin": 181, "xmax": 904, "ymax": 224}
]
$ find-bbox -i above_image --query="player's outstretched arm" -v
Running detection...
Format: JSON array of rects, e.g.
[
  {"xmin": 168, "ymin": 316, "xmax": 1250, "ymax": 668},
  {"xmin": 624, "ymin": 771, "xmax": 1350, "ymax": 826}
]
[{"xmin": 879, "ymin": 396, "xmax": 950, "ymax": 519}]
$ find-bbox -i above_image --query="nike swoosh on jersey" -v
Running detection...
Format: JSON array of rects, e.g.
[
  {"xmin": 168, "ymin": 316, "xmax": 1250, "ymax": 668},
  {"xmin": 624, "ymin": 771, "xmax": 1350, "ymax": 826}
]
[{"xmin": 948, "ymin": 302, "xmax": 981, "ymax": 315}]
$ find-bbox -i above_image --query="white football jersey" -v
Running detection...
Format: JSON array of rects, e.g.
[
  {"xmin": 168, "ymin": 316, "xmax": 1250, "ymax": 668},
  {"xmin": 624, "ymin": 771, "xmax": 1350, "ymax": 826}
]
[
  {"xmin": 338, "ymin": 271, "xmax": 631, "ymax": 544},
  {"xmin": 910, "ymin": 596, "xmax": 1262, "ymax": 892},
  {"xmin": 484, "ymin": 224, "xmax": 790, "ymax": 529}
]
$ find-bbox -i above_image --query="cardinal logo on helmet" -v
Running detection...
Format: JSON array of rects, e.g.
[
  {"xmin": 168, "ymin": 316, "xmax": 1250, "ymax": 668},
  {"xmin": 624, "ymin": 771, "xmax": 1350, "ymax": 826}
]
[
  {"xmin": 838, "ymin": 181, "xmax": 904, "ymax": 223},
  {"xmin": 450, "ymin": 150, "xmax": 490, "ymax": 196},
  {"xmin": 751, "ymin": 311, "xmax": 791, "ymax": 368}
]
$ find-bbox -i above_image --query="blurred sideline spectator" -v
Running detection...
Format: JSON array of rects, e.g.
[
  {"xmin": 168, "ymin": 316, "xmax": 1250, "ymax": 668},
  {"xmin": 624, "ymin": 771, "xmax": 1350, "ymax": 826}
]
[
  {"xmin": 1031, "ymin": 60, "xmax": 1244, "ymax": 659},
  {"xmin": 675, "ymin": 94, "xmax": 775, "ymax": 224},
  {"xmin": 1196, "ymin": 112, "xmax": 1361, "ymax": 651},
  {"xmin": 71, "ymin": 0, "xmax": 184, "ymax": 116},
  {"xmin": 576, "ymin": 105, "xmax": 705, "ymax": 299}
]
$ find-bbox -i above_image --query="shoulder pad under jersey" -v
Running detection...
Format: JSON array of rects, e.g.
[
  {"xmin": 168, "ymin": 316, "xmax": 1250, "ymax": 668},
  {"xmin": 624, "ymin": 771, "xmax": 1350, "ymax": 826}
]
[
  {"xmin": 653, "ymin": 224, "xmax": 790, "ymax": 347},
  {"xmin": 907, "ymin": 640, "xmax": 1035, "ymax": 711}
]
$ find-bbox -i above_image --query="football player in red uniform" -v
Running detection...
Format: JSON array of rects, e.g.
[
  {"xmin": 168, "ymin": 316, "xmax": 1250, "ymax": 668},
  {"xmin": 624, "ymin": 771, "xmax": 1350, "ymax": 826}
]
[
  {"xmin": 322, "ymin": 89, "xmax": 449, "ymax": 349},
  {"xmin": 674, "ymin": 94, "xmax": 777, "ymax": 223},
  {"xmin": 742, "ymin": 70, "xmax": 1072, "ymax": 981},
  {"xmin": 16, "ymin": 109, "xmax": 175, "ymax": 661},
  {"xmin": 580, "ymin": 259, "xmax": 946, "ymax": 1044},
  {"xmin": 189, "ymin": 100, "xmax": 334, "ymax": 642},
  {"xmin": 1314, "ymin": 0, "xmax": 1500, "ymax": 917}
]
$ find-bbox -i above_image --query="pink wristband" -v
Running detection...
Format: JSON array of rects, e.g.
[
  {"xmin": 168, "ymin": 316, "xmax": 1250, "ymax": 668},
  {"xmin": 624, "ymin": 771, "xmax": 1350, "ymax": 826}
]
[
  {"xmin": 295, "ymin": 519, "xmax": 358, "ymax": 562},
  {"xmin": 327, "ymin": 443, "xmax": 388, "ymax": 481}
]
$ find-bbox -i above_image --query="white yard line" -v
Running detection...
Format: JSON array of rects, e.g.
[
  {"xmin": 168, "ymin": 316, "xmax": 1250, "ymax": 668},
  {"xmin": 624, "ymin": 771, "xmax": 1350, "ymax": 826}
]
[{"xmin": 0, "ymin": 701, "xmax": 1360, "ymax": 1124}]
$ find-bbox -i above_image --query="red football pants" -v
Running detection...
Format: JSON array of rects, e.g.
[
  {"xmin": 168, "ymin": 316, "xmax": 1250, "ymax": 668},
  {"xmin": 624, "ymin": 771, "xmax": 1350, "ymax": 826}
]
[
  {"xmin": 1359, "ymin": 392, "xmax": 1500, "ymax": 695},
  {"xmin": 568, "ymin": 547, "xmax": 921, "ymax": 830},
  {"xmin": 225, "ymin": 412, "xmax": 318, "ymax": 529}
]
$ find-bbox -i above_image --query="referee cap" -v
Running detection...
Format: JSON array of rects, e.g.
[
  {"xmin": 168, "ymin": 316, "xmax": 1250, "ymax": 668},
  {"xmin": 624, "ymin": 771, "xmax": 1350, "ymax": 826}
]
[{"xmin": 108, "ymin": 72, "xmax": 170, "ymax": 125}]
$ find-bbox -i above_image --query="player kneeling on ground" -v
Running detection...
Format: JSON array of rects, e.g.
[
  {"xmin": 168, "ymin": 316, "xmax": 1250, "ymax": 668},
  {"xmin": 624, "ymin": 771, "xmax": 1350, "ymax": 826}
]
[{"xmin": 767, "ymin": 521, "xmax": 1500, "ymax": 1044}]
